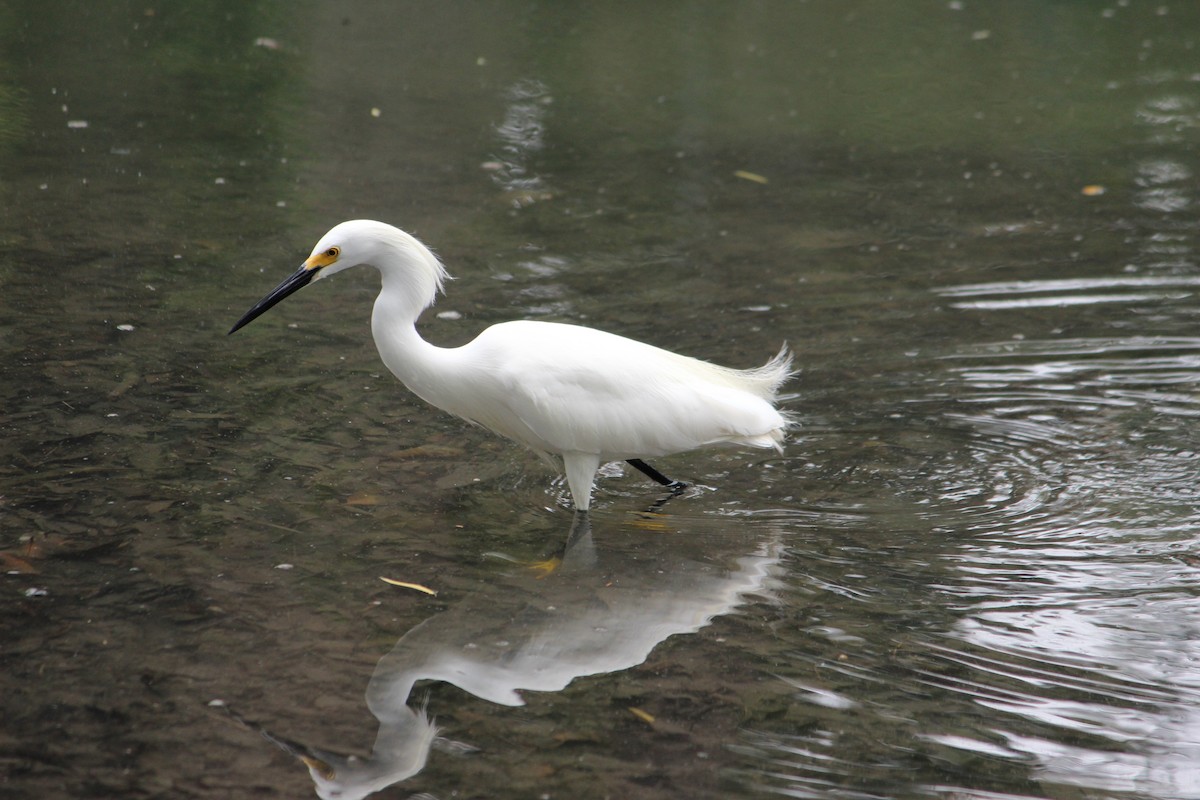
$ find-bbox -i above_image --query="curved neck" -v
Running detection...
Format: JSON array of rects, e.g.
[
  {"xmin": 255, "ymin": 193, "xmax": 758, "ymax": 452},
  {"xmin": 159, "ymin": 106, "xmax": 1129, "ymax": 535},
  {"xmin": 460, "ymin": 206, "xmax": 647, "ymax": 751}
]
[{"xmin": 370, "ymin": 286, "xmax": 453, "ymax": 408}]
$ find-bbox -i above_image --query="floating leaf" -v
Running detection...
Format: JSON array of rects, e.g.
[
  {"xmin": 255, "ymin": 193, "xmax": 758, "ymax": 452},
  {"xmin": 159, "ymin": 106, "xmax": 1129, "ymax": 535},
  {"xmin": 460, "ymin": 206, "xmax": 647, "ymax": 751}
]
[
  {"xmin": 0, "ymin": 552, "xmax": 37, "ymax": 574},
  {"xmin": 389, "ymin": 444, "xmax": 465, "ymax": 459},
  {"xmin": 346, "ymin": 492, "xmax": 381, "ymax": 506},
  {"xmin": 1081, "ymin": 184, "xmax": 1106, "ymax": 196},
  {"xmin": 380, "ymin": 577, "xmax": 437, "ymax": 596}
]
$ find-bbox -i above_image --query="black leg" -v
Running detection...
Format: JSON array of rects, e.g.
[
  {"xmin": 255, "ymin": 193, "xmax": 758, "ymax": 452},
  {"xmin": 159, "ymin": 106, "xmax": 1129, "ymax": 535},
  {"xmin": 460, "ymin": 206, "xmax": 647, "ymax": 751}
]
[{"xmin": 627, "ymin": 458, "xmax": 687, "ymax": 490}]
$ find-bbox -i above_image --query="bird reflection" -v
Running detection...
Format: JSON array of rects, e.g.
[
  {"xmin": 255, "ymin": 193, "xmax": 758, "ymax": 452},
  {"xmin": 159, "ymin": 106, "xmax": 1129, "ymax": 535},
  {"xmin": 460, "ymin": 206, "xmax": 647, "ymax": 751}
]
[{"xmin": 245, "ymin": 515, "xmax": 782, "ymax": 799}]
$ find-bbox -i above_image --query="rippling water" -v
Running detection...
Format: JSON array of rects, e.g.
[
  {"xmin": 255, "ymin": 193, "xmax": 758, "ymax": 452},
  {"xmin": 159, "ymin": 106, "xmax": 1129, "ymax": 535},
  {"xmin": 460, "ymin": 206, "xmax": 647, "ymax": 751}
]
[
  {"xmin": 929, "ymin": 311, "xmax": 1200, "ymax": 795},
  {"xmin": 728, "ymin": 258, "xmax": 1200, "ymax": 797}
]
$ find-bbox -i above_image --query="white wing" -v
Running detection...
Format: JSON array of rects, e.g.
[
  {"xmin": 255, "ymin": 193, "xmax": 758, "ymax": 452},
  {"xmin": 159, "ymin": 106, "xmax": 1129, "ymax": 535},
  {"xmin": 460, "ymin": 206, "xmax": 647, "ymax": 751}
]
[{"xmin": 449, "ymin": 321, "xmax": 790, "ymax": 460}]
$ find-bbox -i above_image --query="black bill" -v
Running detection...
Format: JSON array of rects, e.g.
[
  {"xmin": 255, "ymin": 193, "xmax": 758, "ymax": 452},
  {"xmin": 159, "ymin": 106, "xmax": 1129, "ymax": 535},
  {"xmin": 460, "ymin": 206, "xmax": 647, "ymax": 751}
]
[{"xmin": 228, "ymin": 265, "xmax": 318, "ymax": 335}]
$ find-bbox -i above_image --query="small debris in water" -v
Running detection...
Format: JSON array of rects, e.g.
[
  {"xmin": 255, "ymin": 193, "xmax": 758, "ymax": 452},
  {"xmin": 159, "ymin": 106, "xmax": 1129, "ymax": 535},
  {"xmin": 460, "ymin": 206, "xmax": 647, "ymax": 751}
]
[
  {"xmin": 1081, "ymin": 184, "xmax": 1106, "ymax": 196},
  {"xmin": 733, "ymin": 170, "xmax": 768, "ymax": 184},
  {"xmin": 628, "ymin": 707, "xmax": 656, "ymax": 725},
  {"xmin": 274, "ymin": 563, "xmax": 294, "ymax": 570},
  {"xmin": 116, "ymin": 324, "xmax": 135, "ymax": 331}
]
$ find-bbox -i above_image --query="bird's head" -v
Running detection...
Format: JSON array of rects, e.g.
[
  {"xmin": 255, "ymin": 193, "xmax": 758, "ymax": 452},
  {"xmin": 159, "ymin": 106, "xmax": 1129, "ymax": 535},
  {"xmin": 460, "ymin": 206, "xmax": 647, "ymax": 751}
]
[{"xmin": 228, "ymin": 220, "xmax": 443, "ymax": 335}]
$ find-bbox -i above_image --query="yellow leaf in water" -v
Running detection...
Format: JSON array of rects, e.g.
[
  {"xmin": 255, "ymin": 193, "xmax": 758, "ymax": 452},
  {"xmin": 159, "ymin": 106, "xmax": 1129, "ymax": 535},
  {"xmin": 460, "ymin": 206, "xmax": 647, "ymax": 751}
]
[
  {"xmin": 629, "ymin": 517, "xmax": 669, "ymax": 533},
  {"xmin": 346, "ymin": 492, "xmax": 381, "ymax": 506},
  {"xmin": 1081, "ymin": 184, "xmax": 1106, "ymax": 196},
  {"xmin": 628, "ymin": 706, "xmax": 656, "ymax": 725},
  {"xmin": 734, "ymin": 170, "xmax": 769, "ymax": 184},
  {"xmin": 379, "ymin": 577, "xmax": 438, "ymax": 596}
]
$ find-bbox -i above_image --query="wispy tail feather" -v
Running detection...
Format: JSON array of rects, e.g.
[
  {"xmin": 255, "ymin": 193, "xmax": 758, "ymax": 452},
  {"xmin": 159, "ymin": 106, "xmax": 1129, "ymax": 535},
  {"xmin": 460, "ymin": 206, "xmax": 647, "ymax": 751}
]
[{"xmin": 740, "ymin": 342, "xmax": 796, "ymax": 401}]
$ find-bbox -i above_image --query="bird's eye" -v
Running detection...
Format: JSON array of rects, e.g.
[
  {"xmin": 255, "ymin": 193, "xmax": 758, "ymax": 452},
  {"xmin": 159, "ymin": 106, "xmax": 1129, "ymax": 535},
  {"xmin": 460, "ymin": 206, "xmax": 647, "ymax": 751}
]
[{"xmin": 326, "ymin": 247, "xmax": 340, "ymax": 258}]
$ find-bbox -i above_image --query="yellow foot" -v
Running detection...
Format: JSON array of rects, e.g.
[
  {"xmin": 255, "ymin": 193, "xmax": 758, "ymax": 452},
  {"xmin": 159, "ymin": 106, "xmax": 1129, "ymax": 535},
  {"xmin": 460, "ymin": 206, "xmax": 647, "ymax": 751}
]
[{"xmin": 526, "ymin": 556, "xmax": 562, "ymax": 578}]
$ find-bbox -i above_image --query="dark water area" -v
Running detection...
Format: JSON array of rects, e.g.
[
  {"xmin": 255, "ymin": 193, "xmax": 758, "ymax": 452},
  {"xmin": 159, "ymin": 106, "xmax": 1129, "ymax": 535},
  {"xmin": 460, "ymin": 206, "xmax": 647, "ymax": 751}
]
[{"xmin": 5, "ymin": 2, "xmax": 1200, "ymax": 798}]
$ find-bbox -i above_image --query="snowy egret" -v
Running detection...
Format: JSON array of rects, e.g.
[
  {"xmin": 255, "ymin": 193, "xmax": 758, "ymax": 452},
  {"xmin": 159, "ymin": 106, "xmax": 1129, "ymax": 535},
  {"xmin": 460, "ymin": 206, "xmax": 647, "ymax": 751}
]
[{"xmin": 230, "ymin": 220, "xmax": 794, "ymax": 511}]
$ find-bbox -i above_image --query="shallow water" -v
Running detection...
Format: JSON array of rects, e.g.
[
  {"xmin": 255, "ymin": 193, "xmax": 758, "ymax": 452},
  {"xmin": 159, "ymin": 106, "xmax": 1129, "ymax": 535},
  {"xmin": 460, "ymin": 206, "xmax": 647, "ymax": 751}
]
[{"xmin": 5, "ymin": 2, "xmax": 1200, "ymax": 798}]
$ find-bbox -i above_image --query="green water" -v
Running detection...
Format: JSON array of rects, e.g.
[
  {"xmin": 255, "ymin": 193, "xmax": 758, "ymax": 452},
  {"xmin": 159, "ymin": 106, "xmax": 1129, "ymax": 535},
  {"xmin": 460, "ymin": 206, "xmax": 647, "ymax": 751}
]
[{"xmin": 5, "ymin": 2, "xmax": 1200, "ymax": 798}]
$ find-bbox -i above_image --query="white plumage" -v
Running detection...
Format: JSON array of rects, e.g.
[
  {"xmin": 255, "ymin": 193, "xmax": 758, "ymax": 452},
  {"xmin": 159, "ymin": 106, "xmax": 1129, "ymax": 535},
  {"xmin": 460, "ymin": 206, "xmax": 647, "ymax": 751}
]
[{"xmin": 230, "ymin": 220, "xmax": 794, "ymax": 511}]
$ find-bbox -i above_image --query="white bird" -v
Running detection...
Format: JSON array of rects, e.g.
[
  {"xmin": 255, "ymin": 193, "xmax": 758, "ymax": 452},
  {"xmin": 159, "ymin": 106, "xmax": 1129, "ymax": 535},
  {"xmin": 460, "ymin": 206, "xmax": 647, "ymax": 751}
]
[{"xmin": 230, "ymin": 220, "xmax": 794, "ymax": 512}]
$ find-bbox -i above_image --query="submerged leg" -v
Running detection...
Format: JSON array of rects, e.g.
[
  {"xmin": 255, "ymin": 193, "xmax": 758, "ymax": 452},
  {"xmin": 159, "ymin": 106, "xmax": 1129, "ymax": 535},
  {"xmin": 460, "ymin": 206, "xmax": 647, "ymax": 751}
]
[
  {"xmin": 626, "ymin": 458, "xmax": 688, "ymax": 490},
  {"xmin": 563, "ymin": 451, "xmax": 602, "ymax": 512}
]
